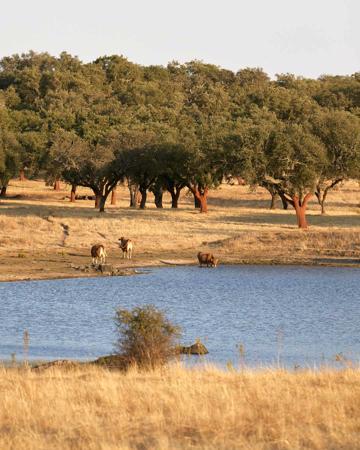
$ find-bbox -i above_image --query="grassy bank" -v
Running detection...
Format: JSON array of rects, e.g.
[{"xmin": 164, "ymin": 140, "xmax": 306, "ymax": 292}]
[
  {"xmin": 0, "ymin": 179, "xmax": 359, "ymax": 281},
  {"xmin": 1, "ymin": 364, "xmax": 360, "ymax": 449}
]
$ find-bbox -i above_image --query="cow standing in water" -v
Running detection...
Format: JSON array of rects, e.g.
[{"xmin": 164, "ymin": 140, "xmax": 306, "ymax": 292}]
[
  {"xmin": 91, "ymin": 244, "xmax": 107, "ymax": 265},
  {"xmin": 197, "ymin": 252, "xmax": 219, "ymax": 268},
  {"xmin": 119, "ymin": 237, "xmax": 133, "ymax": 259}
]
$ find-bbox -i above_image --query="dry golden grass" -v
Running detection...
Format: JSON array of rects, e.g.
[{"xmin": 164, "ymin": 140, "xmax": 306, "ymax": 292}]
[
  {"xmin": 0, "ymin": 179, "xmax": 359, "ymax": 280},
  {"xmin": 1, "ymin": 364, "xmax": 360, "ymax": 450},
  {"xmin": 1, "ymin": 183, "xmax": 360, "ymax": 448}
]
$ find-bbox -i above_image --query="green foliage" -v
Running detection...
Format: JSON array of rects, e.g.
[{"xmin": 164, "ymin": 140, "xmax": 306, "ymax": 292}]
[
  {"xmin": 264, "ymin": 124, "xmax": 327, "ymax": 198},
  {"xmin": 114, "ymin": 305, "xmax": 181, "ymax": 369},
  {"xmin": 312, "ymin": 109, "xmax": 360, "ymax": 180},
  {"xmin": 0, "ymin": 102, "xmax": 20, "ymax": 188},
  {"xmin": 1, "ymin": 50, "xmax": 360, "ymax": 215}
]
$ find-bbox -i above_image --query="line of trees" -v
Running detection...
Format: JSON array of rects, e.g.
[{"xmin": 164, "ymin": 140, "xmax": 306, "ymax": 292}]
[{"xmin": 1, "ymin": 52, "xmax": 360, "ymax": 227}]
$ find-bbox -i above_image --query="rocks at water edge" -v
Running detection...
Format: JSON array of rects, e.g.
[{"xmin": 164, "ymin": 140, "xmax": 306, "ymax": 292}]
[
  {"xmin": 177, "ymin": 339, "xmax": 209, "ymax": 355},
  {"xmin": 70, "ymin": 263, "xmax": 139, "ymax": 276},
  {"xmin": 32, "ymin": 360, "xmax": 80, "ymax": 371}
]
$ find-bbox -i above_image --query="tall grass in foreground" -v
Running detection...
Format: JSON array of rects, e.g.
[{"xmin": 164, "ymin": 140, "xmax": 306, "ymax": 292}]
[{"xmin": 1, "ymin": 364, "xmax": 360, "ymax": 449}]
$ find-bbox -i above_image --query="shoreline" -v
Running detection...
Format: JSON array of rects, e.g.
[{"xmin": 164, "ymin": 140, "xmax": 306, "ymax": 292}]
[
  {"xmin": 0, "ymin": 356, "xmax": 354, "ymax": 370},
  {"xmin": 1, "ymin": 254, "xmax": 360, "ymax": 283}
]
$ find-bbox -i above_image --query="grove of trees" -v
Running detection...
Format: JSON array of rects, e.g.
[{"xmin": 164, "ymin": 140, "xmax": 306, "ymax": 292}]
[{"xmin": 1, "ymin": 51, "xmax": 360, "ymax": 227}]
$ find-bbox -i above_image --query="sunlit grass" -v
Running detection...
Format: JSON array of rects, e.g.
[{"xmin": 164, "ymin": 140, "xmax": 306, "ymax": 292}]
[
  {"xmin": 0, "ymin": 179, "xmax": 359, "ymax": 277},
  {"xmin": 1, "ymin": 364, "xmax": 360, "ymax": 449}
]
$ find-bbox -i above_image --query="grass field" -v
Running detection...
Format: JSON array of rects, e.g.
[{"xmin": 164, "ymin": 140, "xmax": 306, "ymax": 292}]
[
  {"xmin": 0, "ymin": 179, "xmax": 359, "ymax": 281},
  {"xmin": 1, "ymin": 364, "xmax": 360, "ymax": 450},
  {"xmin": 1, "ymin": 182, "xmax": 360, "ymax": 449}
]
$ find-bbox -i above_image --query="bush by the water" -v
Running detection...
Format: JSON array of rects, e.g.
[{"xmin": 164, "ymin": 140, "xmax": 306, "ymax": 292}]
[{"xmin": 114, "ymin": 305, "xmax": 181, "ymax": 369}]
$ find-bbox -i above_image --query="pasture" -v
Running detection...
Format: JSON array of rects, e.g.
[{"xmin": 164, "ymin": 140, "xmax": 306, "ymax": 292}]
[
  {"xmin": 1, "ymin": 364, "xmax": 360, "ymax": 450},
  {"xmin": 1, "ymin": 180, "xmax": 360, "ymax": 450},
  {"xmin": 0, "ymin": 179, "xmax": 359, "ymax": 281}
]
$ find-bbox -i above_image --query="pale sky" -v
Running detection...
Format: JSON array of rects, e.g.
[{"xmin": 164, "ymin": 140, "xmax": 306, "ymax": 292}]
[{"xmin": 1, "ymin": 0, "xmax": 359, "ymax": 78}]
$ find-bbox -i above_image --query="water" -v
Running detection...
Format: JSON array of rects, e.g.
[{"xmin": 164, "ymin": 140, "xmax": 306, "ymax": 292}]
[{"xmin": 0, "ymin": 265, "xmax": 359, "ymax": 368}]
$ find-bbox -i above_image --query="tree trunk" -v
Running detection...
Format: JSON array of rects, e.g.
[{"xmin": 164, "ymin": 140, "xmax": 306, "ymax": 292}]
[
  {"xmin": 293, "ymin": 194, "xmax": 312, "ymax": 229},
  {"xmin": 99, "ymin": 195, "xmax": 106, "ymax": 213},
  {"xmin": 194, "ymin": 188, "xmax": 208, "ymax": 213},
  {"xmin": 19, "ymin": 169, "xmax": 26, "ymax": 181},
  {"xmin": 193, "ymin": 192, "xmax": 201, "ymax": 209},
  {"xmin": 0, "ymin": 185, "xmax": 7, "ymax": 197},
  {"xmin": 296, "ymin": 206, "xmax": 307, "ymax": 229},
  {"xmin": 139, "ymin": 187, "xmax": 147, "ymax": 209},
  {"xmin": 199, "ymin": 195, "xmax": 208, "ymax": 213},
  {"xmin": 270, "ymin": 192, "xmax": 277, "ymax": 210},
  {"xmin": 236, "ymin": 177, "xmax": 245, "ymax": 185},
  {"xmin": 170, "ymin": 188, "xmax": 181, "ymax": 208},
  {"xmin": 316, "ymin": 179, "xmax": 342, "ymax": 215},
  {"xmin": 318, "ymin": 195, "xmax": 326, "ymax": 215},
  {"xmin": 279, "ymin": 192, "xmax": 289, "ymax": 210},
  {"xmin": 70, "ymin": 185, "xmax": 76, "ymax": 202},
  {"xmin": 315, "ymin": 188, "xmax": 328, "ymax": 215},
  {"xmin": 53, "ymin": 180, "xmax": 61, "ymax": 191},
  {"xmin": 320, "ymin": 199, "xmax": 326, "ymax": 215},
  {"xmin": 128, "ymin": 183, "xmax": 139, "ymax": 208},
  {"xmin": 111, "ymin": 187, "xmax": 117, "ymax": 205},
  {"xmin": 153, "ymin": 186, "xmax": 163, "ymax": 208},
  {"xmin": 95, "ymin": 194, "xmax": 100, "ymax": 209}
]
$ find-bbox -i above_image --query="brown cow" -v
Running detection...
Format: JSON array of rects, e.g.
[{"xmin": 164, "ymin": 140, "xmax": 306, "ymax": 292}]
[
  {"xmin": 197, "ymin": 252, "xmax": 218, "ymax": 268},
  {"xmin": 119, "ymin": 237, "xmax": 133, "ymax": 259},
  {"xmin": 91, "ymin": 244, "xmax": 107, "ymax": 265}
]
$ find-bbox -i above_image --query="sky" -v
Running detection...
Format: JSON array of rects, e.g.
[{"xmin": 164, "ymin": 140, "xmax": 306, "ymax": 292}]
[{"xmin": 1, "ymin": 0, "xmax": 359, "ymax": 79}]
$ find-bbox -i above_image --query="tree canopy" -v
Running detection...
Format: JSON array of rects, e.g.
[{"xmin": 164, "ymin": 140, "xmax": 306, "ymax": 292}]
[{"xmin": 1, "ymin": 51, "xmax": 360, "ymax": 226}]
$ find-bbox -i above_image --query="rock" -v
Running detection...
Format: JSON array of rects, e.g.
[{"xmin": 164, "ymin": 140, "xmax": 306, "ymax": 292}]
[
  {"xmin": 91, "ymin": 355, "xmax": 129, "ymax": 370},
  {"xmin": 98, "ymin": 264, "xmax": 114, "ymax": 273},
  {"xmin": 177, "ymin": 339, "xmax": 209, "ymax": 355},
  {"xmin": 70, "ymin": 264, "xmax": 141, "ymax": 277},
  {"xmin": 32, "ymin": 360, "xmax": 80, "ymax": 371},
  {"xmin": 32, "ymin": 356, "xmax": 129, "ymax": 372},
  {"xmin": 113, "ymin": 268, "xmax": 140, "ymax": 276}
]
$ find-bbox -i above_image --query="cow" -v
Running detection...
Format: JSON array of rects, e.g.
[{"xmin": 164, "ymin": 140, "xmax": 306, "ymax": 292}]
[
  {"xmin": 119, "ymin": 237, "xmax": 133, "ymax": 259},
  {"xmin": 91, "ymin": 244, "xmax": 107, "ymax": 265},
  {"xmin": 197, "ymin": 252, "xmax": 219, "ymax": 268},
  {"xmin": 212, "ymin": 257, "xmax": 219, "ymax": 268}
]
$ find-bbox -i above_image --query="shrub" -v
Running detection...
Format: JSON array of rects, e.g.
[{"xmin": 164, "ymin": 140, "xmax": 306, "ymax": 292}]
[{"xmin": 114, "ymin": 305, "xmax": 181, "ymax": 369}]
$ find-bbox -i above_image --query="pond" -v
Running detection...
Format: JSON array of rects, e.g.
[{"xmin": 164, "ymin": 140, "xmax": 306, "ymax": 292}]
[{"xmin": 0, "ymin": 265, "xmax": 359, "ymax": 368}]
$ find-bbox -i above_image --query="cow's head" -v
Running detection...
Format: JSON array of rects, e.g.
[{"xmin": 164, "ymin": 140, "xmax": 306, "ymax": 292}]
[{"xmin": 210, "ymin": 257, "xmax": 219, "ymax": 267}]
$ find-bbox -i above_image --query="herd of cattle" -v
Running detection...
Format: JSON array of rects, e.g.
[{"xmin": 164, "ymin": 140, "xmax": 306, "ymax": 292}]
[
  {"xmin": 90, "ymin": 240, "xmax": 219, "ymax": 268},
  {"xmin": 91, "ymin": 237, "xmax": 133, "ymax": 265}
]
